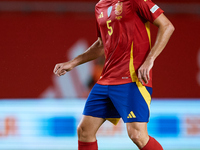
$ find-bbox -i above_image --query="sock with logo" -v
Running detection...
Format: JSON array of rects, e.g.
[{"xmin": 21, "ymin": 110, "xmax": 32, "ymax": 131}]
[
  {"xmin": 140, "ymin": 136, "xmax": 163, "ymax": 150},
  {"xmin": 78, "ymin": 140, "xmax": 98, "ymax": 150}
]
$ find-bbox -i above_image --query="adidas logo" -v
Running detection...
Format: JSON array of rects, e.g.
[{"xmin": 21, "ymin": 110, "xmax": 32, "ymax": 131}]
[
  {"xmin": 127, "ymin": 111, "xmax": 136, "ymax": 118},
  {"xmin": 98, "ymin": 12, "xmax": 104, "ymax": 19}
]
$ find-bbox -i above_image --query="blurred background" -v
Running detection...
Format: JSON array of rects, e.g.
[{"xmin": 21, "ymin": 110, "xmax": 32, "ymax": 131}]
[{"xmin": 0, "ymin": 0, "xmax": 200, "ymax": 150}]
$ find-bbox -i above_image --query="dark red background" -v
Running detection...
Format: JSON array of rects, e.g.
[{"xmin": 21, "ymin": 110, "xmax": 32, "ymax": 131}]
[{"xmin": 1, "ymin": 1, "xmax": 200, "ymax": 98}]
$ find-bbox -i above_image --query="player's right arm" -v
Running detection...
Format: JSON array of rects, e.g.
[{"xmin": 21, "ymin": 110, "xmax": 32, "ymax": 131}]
[{"xmin": 53, "ymin": 37, "xmax": 104, "ymax": 77}]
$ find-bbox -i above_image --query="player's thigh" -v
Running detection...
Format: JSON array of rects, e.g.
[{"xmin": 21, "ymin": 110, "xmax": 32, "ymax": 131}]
[
  {"xmin": 109, "ymin": 82, "xmax": 153, "ymax": 123},
  {"xmin": 78, "ymin": 115, "xmax": 106, "ymax": 135},
  {"xmin": 83, "ymin": 83, "xmax": 121, "ymax": 122}
]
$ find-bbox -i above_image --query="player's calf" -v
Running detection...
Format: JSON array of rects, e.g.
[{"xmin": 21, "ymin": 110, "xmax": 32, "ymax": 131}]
[
  {"xmin": 78, "ymin": 140, "xmax": 98, "ymax": 150},
  {"xmin": 140, "ymin": 136, "xmax": 163, "ymax": 150}
]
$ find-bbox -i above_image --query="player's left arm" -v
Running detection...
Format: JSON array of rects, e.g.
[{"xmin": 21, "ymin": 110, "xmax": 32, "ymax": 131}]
[{"xmin": 138, "ymin": 13, "xmax": 175, "ymax": 85}]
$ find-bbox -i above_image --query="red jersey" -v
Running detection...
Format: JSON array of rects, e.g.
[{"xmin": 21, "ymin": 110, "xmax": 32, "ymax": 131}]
[{"xmin": 95, "ymin": 0, "xmax": 164, "ymax": 87}]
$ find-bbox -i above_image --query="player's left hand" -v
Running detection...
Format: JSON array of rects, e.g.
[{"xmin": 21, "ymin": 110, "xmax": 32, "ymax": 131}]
[{"xmin": 138, "ymin": 57, "xmax": 154, "ymax": 85}]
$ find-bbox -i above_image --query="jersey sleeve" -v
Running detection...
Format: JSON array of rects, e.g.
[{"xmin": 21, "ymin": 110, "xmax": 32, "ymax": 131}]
[
  {"xmin": 130, "ymin": 0, "xmax": 164, "ymax": 23},
  {"xmin": 96, "ymin": 20, "xmax": 101, "ymax": 37}
]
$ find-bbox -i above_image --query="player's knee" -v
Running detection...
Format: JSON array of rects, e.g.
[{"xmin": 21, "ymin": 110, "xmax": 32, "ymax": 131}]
[
  {"xmin": 127, "ymin": 128, "xmax": 142, "ymax": 145},
  {"xmin": 77, "ymin": 125, "xmax": 85, "ymax": 139},
  {"xmin": 77, "ymin": 124, "xmax": 91, "ymax": 139}
]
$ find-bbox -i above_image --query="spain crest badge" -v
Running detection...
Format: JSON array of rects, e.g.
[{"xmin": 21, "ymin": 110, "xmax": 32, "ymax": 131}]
[{"xmin": 115, "ymin": 1, "xmax": 123, "ymax": 16}]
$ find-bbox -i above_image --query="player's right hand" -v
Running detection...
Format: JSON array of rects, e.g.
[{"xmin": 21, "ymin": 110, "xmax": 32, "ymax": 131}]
[
  {"xmin": 138, "ymin": 57, "xmax": 154, "ymax": 85},
  {"xmin": 53, "ymin": 62, "xmax": 74, "ymax": 77}
]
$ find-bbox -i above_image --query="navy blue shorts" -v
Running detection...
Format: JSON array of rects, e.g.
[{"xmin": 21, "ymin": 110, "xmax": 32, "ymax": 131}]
[{"xmin": 83, "ymin": 82, "xmax": 152, "ymax": 125}]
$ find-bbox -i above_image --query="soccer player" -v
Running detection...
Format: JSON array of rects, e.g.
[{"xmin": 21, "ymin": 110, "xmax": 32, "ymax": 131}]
[{"xmin": 54, "ymin": 0, "xmax": 174, "ymax": 149}]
